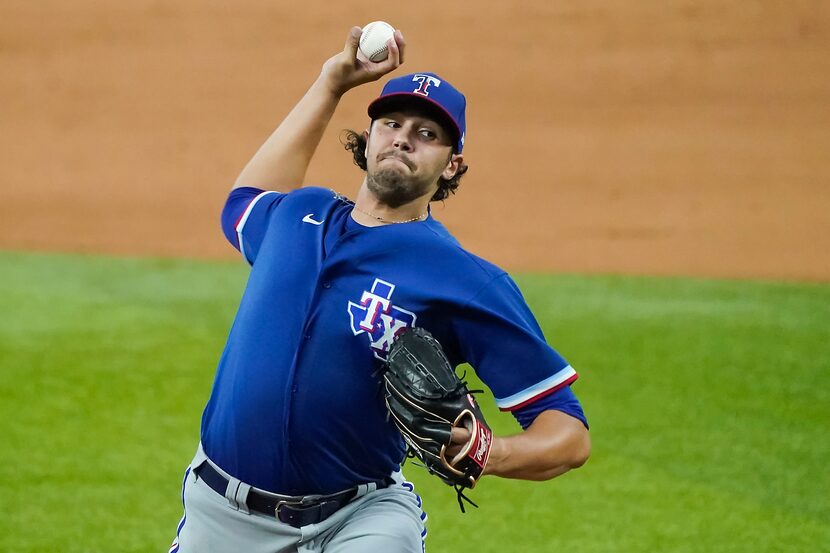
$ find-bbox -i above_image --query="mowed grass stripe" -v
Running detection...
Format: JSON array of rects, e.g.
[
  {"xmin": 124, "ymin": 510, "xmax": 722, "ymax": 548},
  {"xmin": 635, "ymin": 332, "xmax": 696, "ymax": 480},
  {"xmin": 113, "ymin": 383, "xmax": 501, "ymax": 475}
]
[{"xmin": 0, "ymin": 251, "xmax": 827, "ymax": 552}]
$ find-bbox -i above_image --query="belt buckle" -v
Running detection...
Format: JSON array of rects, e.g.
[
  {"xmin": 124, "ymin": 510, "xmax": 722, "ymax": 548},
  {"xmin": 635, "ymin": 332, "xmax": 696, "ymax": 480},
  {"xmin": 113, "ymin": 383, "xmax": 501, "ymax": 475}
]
[
  {"xmin": 275, "ymin": 494, "xmax": 322, "ymax": 519},
  {"xmin": 274, "ymin": 498, "xmax": 303, "ymax": 518}
]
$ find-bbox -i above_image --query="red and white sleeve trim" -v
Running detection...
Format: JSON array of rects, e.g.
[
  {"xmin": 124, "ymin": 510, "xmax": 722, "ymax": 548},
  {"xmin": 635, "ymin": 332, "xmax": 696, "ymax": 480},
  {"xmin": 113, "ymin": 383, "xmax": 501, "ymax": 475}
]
[
  {"xmin": 235, "ymin": 191, "xmax": 277, "ymax": 263},
  {"xmin": 495, "ymin": 366, "xmax": 578, "ymax": 411}
]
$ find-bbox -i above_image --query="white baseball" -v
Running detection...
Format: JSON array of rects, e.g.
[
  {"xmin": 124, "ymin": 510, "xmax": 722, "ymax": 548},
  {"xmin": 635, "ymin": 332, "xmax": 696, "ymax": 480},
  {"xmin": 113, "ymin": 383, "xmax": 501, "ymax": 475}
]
[{"xmin": 359, "ymin": 21, "xmax": 396, "ymax": 62}]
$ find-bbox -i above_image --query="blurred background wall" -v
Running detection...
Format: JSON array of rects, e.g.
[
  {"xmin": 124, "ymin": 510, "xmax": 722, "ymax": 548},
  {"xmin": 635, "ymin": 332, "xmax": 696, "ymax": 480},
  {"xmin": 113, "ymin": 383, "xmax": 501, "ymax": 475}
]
[{"xmin": 1, "ymin": 0, "xmax": 828, "ymax": 280}]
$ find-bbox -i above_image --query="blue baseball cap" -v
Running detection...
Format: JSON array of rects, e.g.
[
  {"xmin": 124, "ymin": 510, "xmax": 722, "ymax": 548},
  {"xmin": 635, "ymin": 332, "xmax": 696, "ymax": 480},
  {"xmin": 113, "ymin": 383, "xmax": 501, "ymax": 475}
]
[{"xmin": 367, "ymin": 72, "xmax": 466, "ymax": 153}]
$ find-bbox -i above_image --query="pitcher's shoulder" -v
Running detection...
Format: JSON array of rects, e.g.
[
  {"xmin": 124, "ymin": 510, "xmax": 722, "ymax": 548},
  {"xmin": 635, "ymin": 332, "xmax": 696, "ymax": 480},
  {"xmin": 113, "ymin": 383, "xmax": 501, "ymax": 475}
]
[{"xmin": 420, "ymin": 220, "xmax": 507, "ymax": 281}]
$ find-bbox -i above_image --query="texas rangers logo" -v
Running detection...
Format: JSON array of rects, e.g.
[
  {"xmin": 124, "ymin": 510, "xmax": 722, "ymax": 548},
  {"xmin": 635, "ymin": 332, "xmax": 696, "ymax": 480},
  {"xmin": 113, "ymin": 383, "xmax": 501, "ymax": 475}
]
[
  {"xmin": 412, "ymin": 74, "xmax": 441, "ymax": 96},
  {"xmin": 348, "ymin": 278, "xmax": 416, "ymax": 360}
]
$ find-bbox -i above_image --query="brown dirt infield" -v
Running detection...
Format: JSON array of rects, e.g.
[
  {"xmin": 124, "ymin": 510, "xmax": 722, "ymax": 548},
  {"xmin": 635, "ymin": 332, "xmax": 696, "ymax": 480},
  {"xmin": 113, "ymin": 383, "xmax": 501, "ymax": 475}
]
[{"xmin": 2, "ymin": 1, "xmax": 828, "ymax": 280}]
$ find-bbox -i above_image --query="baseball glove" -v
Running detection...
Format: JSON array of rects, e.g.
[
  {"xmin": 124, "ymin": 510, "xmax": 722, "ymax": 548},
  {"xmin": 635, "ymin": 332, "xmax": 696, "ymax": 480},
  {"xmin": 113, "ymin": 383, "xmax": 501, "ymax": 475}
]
[{"xmin": 383, "ymin": 327, "xmax": 493, "ymax": 511}]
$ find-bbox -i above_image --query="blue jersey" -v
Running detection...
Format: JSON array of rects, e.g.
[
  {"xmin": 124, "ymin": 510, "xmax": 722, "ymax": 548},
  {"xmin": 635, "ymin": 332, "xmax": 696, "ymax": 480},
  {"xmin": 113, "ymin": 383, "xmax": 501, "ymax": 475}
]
[{"xmin": 201, "ymin": 186, "xmax": 586, "ymax": 495}]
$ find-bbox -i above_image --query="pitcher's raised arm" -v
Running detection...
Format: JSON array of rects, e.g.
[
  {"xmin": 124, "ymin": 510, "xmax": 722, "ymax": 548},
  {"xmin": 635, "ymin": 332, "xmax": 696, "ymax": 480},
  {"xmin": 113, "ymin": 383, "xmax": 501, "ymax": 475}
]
[{"xmin": 233, "ymin": 26, "xmax": 406, "ymax": 192}]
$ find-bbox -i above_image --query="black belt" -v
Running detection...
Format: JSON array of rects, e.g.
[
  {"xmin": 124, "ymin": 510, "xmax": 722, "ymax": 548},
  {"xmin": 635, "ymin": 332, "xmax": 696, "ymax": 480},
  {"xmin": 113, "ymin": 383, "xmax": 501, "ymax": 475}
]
[{"xmin": 193, "ymin": 461, "xmax": 392, "ymax": 528}]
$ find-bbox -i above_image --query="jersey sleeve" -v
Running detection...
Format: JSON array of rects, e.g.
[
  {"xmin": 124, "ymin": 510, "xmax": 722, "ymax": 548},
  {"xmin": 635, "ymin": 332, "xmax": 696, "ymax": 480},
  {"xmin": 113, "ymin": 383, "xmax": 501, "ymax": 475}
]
[
  {"xmin": 511, "ymin": 385, "xmax": 588, "ymax": 430},
  {"xmin": 451, "ymin": 273, "xmax": 581, "ymax": 421},
  {"xmin": 220, "ymin": 186, "xmax": 286, "ymax": 265}
]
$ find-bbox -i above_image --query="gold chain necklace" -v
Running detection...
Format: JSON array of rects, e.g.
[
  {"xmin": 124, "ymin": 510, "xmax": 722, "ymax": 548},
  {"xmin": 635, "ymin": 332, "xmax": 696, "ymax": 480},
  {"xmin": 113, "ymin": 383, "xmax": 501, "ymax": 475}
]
[{"xmin": 352, "ymin": 204, "xmax": 427, "ymax": 224}]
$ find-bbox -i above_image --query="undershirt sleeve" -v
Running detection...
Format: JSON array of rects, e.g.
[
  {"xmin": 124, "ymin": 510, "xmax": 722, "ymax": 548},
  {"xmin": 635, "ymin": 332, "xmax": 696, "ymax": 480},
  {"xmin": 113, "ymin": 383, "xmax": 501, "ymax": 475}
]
[{"xmin": 220, "ymin": 187, "xmax": 286, "ymax": 265}]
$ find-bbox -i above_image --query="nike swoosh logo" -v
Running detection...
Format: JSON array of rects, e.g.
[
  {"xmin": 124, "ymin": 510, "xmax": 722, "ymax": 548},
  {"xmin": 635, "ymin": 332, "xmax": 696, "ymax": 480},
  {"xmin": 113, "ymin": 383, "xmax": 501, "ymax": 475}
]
[{"xmin": 302, "ymin": 213, "xmax": 324, "ymax": 225}]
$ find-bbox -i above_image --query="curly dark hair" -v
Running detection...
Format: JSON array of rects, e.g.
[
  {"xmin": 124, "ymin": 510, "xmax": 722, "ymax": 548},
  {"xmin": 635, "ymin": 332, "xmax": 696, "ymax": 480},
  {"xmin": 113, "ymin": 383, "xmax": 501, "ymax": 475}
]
[{"xmin": 341, "ymin": 129, "xmax": 469, "ymax": 202}]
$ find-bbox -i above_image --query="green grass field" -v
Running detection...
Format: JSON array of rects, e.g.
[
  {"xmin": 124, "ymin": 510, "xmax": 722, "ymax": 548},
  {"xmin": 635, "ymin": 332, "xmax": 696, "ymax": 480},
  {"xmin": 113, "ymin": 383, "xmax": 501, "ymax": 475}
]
[{"xmin": 1, "ymin": 251, "xmax": 827, "ymax": 552}]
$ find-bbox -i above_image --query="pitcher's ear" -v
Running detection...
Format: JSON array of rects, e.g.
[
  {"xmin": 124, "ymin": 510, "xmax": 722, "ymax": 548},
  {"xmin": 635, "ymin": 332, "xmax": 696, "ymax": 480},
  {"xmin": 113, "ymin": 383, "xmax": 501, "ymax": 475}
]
[{"xmin": 443, "ymin": 154, "xmax": 464, "ymax": 180}]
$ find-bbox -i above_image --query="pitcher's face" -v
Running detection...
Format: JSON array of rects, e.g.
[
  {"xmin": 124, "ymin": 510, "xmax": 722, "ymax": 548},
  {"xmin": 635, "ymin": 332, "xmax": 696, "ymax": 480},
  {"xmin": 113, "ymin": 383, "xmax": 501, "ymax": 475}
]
[{"xmin": 364, "ymin": 111, "xmax": 460, "ymax": 208}]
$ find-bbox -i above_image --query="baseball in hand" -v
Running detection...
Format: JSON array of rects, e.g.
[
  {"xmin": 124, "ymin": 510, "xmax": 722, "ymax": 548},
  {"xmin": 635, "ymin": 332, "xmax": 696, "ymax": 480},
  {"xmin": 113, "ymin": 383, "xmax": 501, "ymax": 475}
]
[{"xmin": 359, "ymin": 21, "xmax": 396, "ymax": 62}]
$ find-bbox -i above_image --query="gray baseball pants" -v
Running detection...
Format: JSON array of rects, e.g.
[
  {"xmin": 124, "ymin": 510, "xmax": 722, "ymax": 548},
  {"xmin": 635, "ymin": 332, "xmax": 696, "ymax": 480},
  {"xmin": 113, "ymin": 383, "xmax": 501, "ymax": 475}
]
[{"xmin": 169, "ymin": 445, "xmax": 427, "ymax": 553}]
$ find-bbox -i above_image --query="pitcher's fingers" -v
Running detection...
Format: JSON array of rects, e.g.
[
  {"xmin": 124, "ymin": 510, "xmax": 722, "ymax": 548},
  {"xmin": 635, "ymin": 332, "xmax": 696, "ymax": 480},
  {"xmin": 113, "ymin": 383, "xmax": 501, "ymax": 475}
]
[
  {"xmin": 384, "ymin": 33, "xmax": 402, "ymax": 68},
  {"xmin": 344, "ymin": 26, "xmax": 362, "ymax": 59},
  {"xmin": 445, "ymin": 443, "xmax": 463, "ymax": 458},
  {"xmin": 450, "ymin": 426, "xmax": 472, "ymax": 444},
  {"xmin": 393, "ymin": 29, "xmax": 406, "ymax": 64}
]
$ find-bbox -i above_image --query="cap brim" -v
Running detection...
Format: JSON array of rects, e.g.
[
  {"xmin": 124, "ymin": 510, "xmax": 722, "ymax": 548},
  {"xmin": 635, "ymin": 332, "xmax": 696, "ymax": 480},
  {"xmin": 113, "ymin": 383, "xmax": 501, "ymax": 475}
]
[{"xmin": 367, "ymin": 93, "xmax": 461, "ymax": 151}]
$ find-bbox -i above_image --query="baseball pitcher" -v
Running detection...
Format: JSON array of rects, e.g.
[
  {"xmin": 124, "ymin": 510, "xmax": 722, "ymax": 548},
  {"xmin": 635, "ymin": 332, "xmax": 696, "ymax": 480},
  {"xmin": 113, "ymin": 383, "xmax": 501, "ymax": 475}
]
[{"xmin": 168, "ymin": 25, "xmax": 590, "ymax": 553}]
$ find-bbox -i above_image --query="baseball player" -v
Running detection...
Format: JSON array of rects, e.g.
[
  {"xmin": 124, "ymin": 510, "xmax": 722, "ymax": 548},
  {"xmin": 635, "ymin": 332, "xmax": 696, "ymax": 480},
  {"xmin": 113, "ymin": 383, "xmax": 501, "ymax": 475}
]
[{"xmin": 169, "ymin": 26, "xmax": 590, "ymax": 553}]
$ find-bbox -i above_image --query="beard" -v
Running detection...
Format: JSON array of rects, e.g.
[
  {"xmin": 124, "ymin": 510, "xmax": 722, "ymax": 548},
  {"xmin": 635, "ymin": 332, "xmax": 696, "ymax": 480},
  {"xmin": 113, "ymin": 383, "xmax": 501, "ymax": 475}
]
[{"xmin": 366, "ymin": 165, "xmax": 433, "ymax": 209}]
